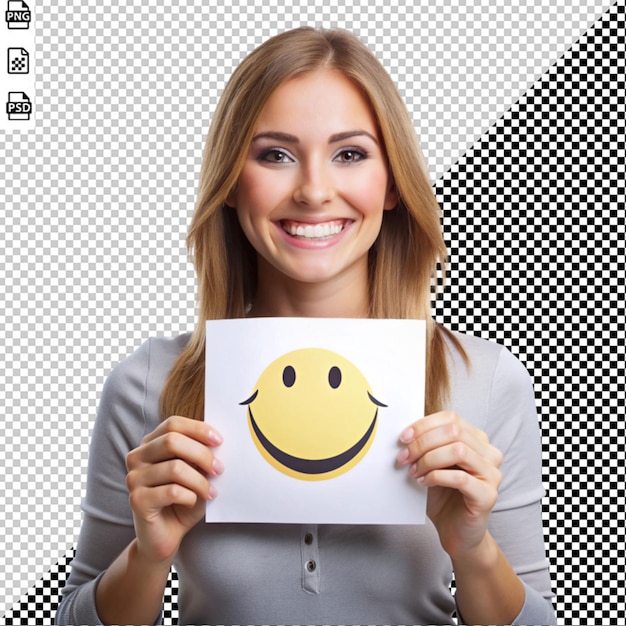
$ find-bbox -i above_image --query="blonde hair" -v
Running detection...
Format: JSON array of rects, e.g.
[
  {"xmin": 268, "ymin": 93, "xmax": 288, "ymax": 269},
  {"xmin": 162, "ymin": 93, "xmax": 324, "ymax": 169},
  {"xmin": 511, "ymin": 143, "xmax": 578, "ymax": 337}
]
[{"xmin": 161, "ymin": 27, "xmax": 466, "ymax": 421}]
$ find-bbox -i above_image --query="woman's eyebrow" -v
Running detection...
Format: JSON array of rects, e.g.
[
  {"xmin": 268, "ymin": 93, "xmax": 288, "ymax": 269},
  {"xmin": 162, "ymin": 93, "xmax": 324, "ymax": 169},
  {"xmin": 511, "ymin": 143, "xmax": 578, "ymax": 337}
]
[
  {"xmin": 328, "ymin": 130, "xmax": 379, "ymax": 145},
  {"xmin": 251, "ymin": 130, "xmax": 379, "ymax": 145},
  {"xmin": 252, "ymin": 131, "xmax": 299, "ymax": 143}
]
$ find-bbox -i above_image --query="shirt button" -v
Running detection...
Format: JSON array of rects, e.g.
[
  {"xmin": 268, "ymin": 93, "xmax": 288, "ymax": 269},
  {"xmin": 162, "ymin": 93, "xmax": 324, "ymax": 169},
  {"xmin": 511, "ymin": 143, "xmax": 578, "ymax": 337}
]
[
  {"xmin": 306, "ymin": 560, "xmax": 317, "ymax": 572},
  {"xmin": 304, "ymin": 532, "xmax": 313, "ymax": 545}
]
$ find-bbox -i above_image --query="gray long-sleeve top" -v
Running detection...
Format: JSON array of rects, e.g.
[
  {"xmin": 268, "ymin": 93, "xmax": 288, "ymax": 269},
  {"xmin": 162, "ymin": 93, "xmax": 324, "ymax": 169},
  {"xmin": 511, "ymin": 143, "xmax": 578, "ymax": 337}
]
[{"xmin": 56, "ymin": 331, "xmax": 556, "ymax": 625}]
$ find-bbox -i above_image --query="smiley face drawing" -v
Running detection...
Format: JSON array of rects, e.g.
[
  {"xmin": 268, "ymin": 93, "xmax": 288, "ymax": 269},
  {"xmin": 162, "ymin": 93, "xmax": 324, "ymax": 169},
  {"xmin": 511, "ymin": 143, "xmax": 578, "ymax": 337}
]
[{"xmin": 240, "ymin": 348, "xmax": 387, "ymax": 481}]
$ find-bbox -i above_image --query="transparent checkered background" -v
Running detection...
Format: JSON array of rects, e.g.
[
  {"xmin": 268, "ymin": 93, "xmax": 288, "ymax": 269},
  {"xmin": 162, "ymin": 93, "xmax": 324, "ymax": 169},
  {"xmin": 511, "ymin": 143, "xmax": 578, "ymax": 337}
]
[{"xmin": 1, "ymin": 0, "xmax": 624, "ymax": 624}]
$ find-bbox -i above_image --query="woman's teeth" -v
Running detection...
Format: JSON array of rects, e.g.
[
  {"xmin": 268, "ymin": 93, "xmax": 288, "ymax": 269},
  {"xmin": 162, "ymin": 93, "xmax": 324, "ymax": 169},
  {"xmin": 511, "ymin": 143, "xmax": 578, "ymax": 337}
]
[{"xmin": 282, "ymin": 220, "xmax": 345, "ymax": 240}]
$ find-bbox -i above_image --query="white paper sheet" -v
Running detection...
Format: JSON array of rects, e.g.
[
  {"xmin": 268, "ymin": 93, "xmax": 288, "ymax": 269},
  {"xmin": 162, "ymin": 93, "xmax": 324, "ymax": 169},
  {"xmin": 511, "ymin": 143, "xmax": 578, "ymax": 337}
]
[{"xmin": 205, "ymin": 317, "xmax": 427, "ymax": 524}]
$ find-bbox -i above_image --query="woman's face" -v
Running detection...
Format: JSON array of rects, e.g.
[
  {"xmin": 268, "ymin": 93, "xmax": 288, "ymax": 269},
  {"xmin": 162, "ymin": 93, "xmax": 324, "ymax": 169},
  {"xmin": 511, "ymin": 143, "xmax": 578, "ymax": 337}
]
[{"xmin": 230, "ymin": 69, "xmax": 397, "ymax": 295}]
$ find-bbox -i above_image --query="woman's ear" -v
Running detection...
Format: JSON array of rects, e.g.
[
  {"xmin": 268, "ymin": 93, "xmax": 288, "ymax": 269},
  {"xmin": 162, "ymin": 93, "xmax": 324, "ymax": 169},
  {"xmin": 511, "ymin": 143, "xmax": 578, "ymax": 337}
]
[
  {"xmin": 225, "ymin": 183, "xmax": 239, "ymax": 208},
  {"xmin": 383, "ymin": 180, "xmax": 398, "ymax": 211},
  {"xmin": 225, "ymin": 190, "xmax": 237, "ymax": 208}
]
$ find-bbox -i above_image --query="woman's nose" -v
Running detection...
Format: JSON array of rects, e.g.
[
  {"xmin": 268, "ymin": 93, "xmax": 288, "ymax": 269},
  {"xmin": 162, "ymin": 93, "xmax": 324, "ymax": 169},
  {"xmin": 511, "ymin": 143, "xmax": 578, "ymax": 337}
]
[{"xmin": 292, "ymin": 162, "xmax": 336, "ymax": 207}]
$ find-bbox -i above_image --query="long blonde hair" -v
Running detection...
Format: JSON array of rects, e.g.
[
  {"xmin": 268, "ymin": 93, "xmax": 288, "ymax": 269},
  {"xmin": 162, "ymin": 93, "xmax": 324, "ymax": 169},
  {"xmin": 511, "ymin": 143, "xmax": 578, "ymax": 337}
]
[{"xmin": 161, "ymin": 27, "xmax": 466, "ymax": 421}]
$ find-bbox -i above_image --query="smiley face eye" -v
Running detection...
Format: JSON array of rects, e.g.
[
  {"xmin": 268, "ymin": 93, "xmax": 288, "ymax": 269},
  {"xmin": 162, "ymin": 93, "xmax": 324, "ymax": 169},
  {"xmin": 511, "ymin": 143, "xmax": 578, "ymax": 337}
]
[
  {"xmin": 282, "ymin": 365, "xmax": 296, "ymax": 387},
  {"xmin": 328, "ymin": 366, "xmax": 342, "ymax": 389}
]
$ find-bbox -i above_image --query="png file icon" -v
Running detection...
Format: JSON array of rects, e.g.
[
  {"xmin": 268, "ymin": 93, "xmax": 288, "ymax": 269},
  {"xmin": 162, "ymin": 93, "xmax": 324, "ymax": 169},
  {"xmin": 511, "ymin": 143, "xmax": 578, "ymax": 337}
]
[{"xmin": 6, "ymin": 0, "xmax": 31, "ymax": 29}]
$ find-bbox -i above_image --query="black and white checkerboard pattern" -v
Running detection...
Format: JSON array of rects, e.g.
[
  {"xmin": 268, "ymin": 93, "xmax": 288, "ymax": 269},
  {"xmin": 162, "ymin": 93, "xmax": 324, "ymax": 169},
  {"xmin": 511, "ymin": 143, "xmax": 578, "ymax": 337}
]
[
  {"xmin": 434, "ymin": 3, "xmax": 626, "ymax": 624},
  {"xmin": 1, "ymin": 0, "xmax": 624, "ymax": 624}
]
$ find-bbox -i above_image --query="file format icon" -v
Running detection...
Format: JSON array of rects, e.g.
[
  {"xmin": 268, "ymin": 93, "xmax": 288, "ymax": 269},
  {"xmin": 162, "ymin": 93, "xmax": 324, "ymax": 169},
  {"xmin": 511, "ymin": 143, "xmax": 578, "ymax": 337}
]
[
  {"xmin": 8, "ymin": 48, "xmax": 29, "ymax": 74},
  {"xmin": 6, "ymin": 91, "xmax": 32, "ymax": 120},
  {"xmin": 5, "ymin": 0, "xmax": 31, "ymax": 28}
]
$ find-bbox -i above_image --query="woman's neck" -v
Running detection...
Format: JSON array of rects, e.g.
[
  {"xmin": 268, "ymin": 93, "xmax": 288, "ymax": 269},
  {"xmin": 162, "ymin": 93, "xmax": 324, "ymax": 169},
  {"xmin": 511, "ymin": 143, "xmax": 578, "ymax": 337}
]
[{"xmin": 249, "ymin": 260, "xmax": 370, "ymax": 319}]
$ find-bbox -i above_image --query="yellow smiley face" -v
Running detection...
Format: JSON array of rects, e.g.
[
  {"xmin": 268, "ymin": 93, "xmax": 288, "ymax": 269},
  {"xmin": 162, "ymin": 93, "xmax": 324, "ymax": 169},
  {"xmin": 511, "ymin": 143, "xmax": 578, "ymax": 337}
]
[{"xmin": 240, "ymin": 348, "xmax": 386, "ymax": 481}]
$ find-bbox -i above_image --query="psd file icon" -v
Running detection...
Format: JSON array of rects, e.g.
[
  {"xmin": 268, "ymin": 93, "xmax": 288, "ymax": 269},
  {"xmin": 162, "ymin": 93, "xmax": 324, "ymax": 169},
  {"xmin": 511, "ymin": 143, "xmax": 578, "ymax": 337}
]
[
  {"xmin": 8, "ymin": 48, "xmax": 29, "ymax": 74},
  {"xmin": 6, "ymin": 92, "xmax": 32, "ymax": 120},
  {"xmin": 5, "ymin": 0, "xmax": 31, "ymax": 28}
]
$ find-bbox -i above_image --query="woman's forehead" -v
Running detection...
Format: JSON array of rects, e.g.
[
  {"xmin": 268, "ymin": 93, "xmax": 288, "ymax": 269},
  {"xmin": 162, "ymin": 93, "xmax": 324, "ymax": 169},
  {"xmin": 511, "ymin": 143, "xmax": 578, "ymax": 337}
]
[{"xmin": 252, "ymin": 70, "xmax": 380, "ymax": 138}]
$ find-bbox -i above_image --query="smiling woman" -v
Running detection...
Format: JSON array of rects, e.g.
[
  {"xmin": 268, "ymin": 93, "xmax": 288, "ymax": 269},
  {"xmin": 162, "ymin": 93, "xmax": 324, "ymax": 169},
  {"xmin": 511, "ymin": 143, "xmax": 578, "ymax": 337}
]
[
  {"xmin": 231, "ymin": 69, "xmax": 396, "ymax": 304},
  {"xmin": 55, "ymin": 27, "xmax": 556, "ymax": 626}
]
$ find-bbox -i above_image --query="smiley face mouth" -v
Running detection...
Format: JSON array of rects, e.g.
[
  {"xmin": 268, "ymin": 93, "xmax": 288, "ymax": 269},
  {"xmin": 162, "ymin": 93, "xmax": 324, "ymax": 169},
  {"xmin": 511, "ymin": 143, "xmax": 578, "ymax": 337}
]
[{"xmin": 247, "ymin": 406, "xmax": 379, "ymax": 476}]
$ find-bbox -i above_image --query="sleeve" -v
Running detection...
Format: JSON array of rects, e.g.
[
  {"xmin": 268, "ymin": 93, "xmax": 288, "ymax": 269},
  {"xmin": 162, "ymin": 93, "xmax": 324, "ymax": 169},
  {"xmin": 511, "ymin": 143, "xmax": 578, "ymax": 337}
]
[
  {"xmin": 55, "ymin": 339, "xmax": 164, "ymax": 626},
  {"xmin": 481, "ymin": 346, "xmax": 557, "ymax": 625}
]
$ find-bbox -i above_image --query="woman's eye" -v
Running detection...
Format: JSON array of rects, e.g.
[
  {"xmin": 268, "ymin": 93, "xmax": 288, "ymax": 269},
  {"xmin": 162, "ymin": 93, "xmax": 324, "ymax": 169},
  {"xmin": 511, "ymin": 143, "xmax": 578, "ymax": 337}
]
[
  {"xmin": 260, "ymin": 149, "xmax": 292, "ymax": 164},
  {"xmin": 335, "ymin": 149, "xmax": 366, "ymax": 163}
]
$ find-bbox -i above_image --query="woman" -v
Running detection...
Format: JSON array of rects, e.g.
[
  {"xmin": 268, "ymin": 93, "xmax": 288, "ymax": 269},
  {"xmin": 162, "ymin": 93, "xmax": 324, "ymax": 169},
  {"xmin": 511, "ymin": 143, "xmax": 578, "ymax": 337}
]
[{"xmin": 56, "ymin": 27, "xmax": 555, "ymax": 625}]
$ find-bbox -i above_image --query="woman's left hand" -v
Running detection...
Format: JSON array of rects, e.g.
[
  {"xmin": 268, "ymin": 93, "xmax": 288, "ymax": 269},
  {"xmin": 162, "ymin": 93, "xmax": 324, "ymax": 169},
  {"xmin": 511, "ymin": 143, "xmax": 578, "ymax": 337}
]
[{"xmin": 396, "ymin": 411, "xmax": 503, "ymax": 560}]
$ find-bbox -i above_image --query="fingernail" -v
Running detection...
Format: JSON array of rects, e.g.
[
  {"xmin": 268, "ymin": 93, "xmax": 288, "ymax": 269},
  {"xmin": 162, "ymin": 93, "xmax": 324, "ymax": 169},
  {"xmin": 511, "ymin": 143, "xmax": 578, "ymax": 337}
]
[
  {"xmin": 208, "ymin": 429, "xmax": 223, "ymax": 446},
  {"xmin": 396, "ymin": 448, "xmax": 409, "ymax": 464},
  {"xmin": 208, "ymin": 484, "xmax": 218, "ymax": 500},
  {"xmin": 212, "ymin": 458, "xmax": 225, "ymax": 475},
  {"xmin": 409, "ymin": 463, "xmax": 418, "ymax": 477},
  {"xmin": 400, "ymin": 427, "xmax": 415, "ymax": 444}
]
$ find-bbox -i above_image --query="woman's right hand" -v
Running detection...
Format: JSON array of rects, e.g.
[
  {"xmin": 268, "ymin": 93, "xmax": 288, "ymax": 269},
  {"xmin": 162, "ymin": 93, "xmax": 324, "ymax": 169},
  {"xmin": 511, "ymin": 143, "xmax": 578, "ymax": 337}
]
[{"xmin": 125, "ymin": 415, "xmax": 224, "ymax": 566}]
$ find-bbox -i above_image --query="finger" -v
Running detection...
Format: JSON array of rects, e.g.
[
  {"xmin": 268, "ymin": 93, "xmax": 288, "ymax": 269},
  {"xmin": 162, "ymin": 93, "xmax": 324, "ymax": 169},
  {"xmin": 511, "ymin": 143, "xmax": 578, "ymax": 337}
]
[
  {"xmin": 418, "ymin": 468, "xmax": 500, "ymax": 511},
  {"xmin": 402, "ymin": 410, "xmax": 491, "ymax": 445},
  {"xmin": 399, "ymin": 410, "xmax": 457, "ymax": 444},
  {"xmin": 398, "ymin": 418, "xmax": 464, "ymax": 465},
  {"xmin": 127, "ymin": 430, "xmax": 220, "ymax": 476},
  {"xmin": 409, "ymin": 441, "xmax": 502, "ymax": 484},
  {"xmin": 398, "ymin": 413, "xmax": 501, "ymax": 468},
  {"xmin": 142, "ymin": 415, "xmax": 223, "ymax": 448},
  {"xmin": 127, "ymin": 457, "xmax": 221, "ymax": 500},
  {"xmin": 129, "ymin": 482, "xmax": 205, "ymax": 515}
]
